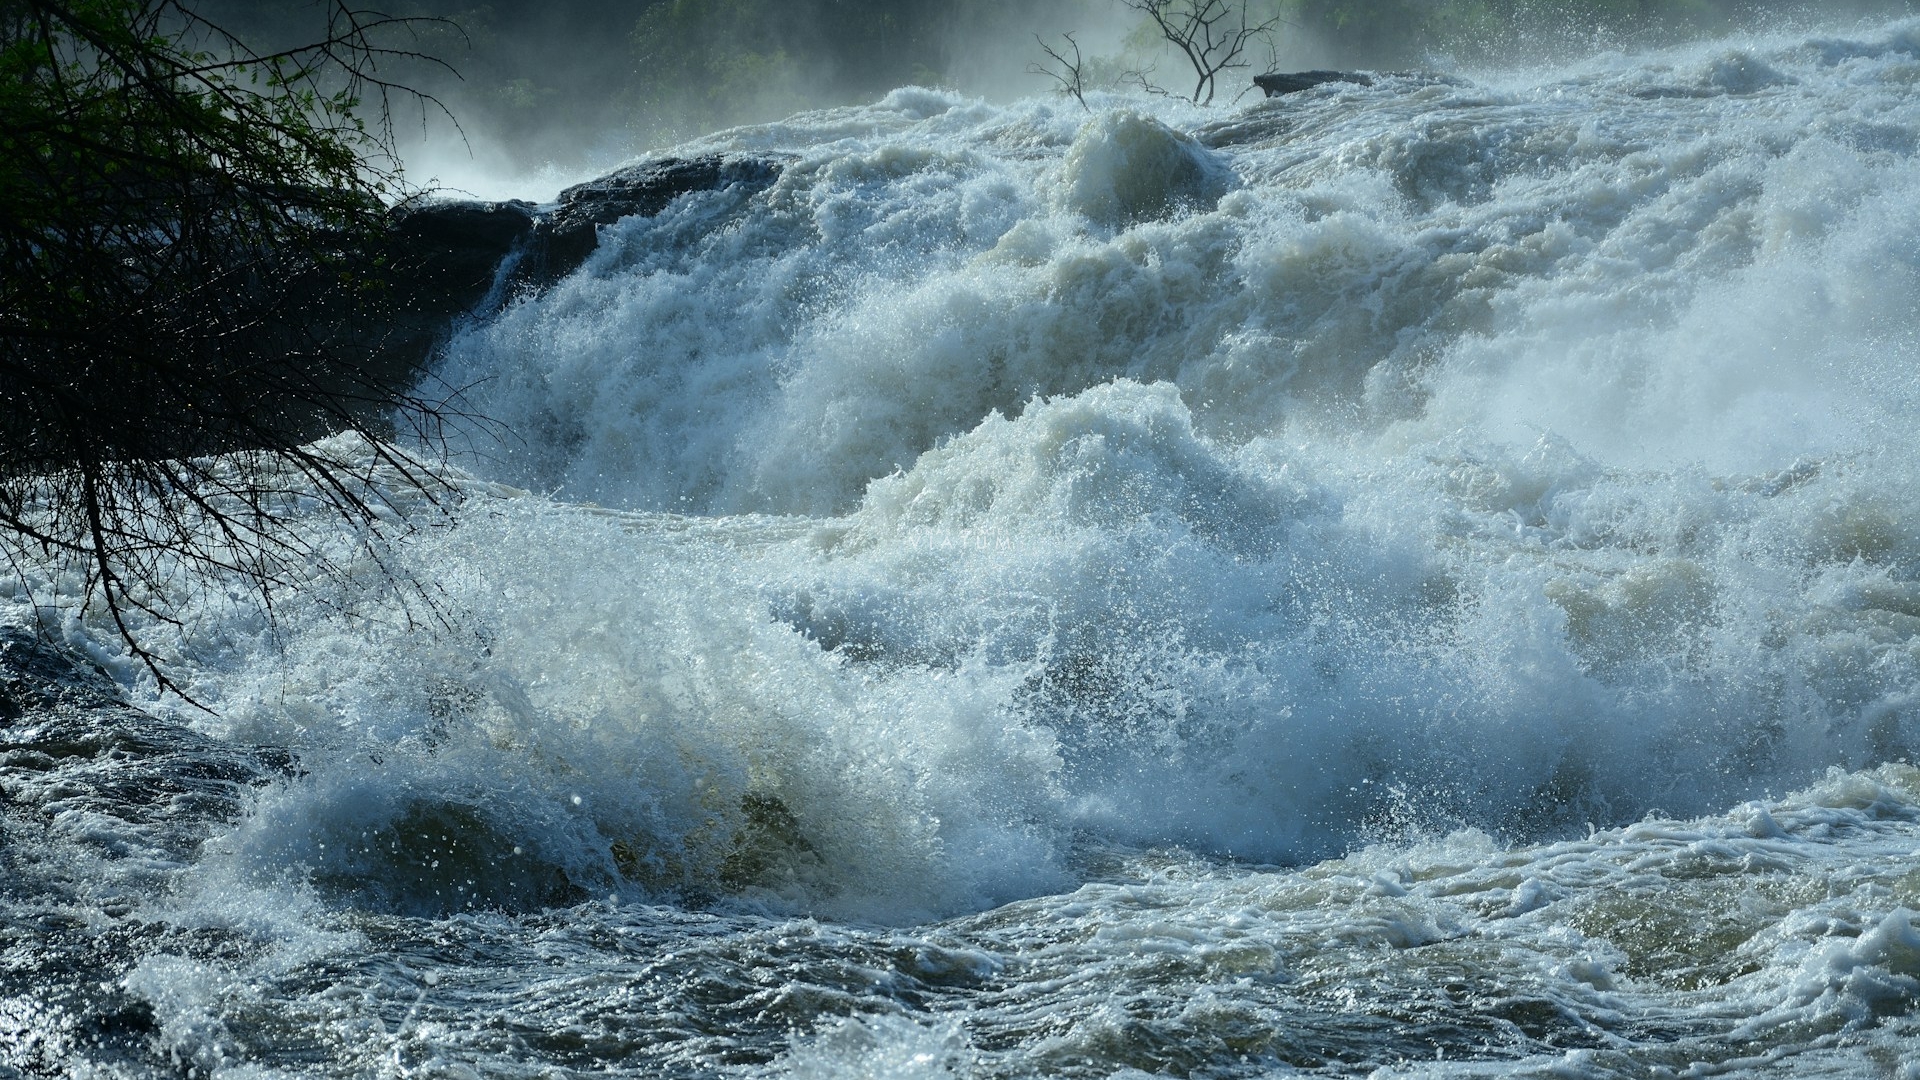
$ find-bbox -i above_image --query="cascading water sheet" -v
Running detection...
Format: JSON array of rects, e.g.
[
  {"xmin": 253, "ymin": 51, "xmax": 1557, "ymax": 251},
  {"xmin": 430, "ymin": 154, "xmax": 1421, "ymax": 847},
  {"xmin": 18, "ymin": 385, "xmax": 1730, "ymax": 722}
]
[{"xmin": 7, "ymin": 15, "xmax": 1920, "ymax": 1079}]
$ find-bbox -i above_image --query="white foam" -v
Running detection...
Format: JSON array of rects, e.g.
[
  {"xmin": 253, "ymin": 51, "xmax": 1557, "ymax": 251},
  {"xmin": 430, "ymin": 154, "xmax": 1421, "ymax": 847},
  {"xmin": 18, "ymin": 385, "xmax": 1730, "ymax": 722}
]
[
  {"xmin": 48, "ymin": 16, "xmax": 1920, "ymax": 919},
  {"xmin": 774, "ymin": 1014, "xmax": 976, "ymax": 1080}
]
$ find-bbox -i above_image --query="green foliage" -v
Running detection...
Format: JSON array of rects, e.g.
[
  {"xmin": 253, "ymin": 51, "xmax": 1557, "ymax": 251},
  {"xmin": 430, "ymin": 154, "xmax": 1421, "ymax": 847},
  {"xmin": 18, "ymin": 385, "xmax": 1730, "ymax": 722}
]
[
  {"xmin": 0, "ymin": 0, "xmax": 454, "ymax": 693},
  {"xmin": 0, "ymin": 0, "xmax": 432, "ymax": 428},
  {"xmin": 628, "ymin": 0, "xmax": 804, "ymax": 141}
]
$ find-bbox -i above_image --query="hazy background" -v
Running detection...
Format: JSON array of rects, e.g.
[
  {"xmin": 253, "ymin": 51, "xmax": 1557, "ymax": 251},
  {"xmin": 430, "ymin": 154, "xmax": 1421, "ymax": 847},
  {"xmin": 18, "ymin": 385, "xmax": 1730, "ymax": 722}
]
[{"xmin": 199, "ymin": 0, "xmax": 1919, "ymax": 197}]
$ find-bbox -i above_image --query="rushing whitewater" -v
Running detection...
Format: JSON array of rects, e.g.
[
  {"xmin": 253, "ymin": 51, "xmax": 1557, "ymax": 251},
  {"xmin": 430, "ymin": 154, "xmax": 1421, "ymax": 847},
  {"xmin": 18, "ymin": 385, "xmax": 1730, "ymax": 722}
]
[{"xmin": 7, "ymin": 16, "xmax": 1920, "ymax": 1079}]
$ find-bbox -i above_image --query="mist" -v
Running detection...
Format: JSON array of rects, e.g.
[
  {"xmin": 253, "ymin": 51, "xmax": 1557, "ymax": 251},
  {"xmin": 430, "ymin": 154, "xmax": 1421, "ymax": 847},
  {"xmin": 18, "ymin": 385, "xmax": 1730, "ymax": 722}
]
[{"xmin": 203, "ymin": 0, "xmax": 1920, "ymax": 200}]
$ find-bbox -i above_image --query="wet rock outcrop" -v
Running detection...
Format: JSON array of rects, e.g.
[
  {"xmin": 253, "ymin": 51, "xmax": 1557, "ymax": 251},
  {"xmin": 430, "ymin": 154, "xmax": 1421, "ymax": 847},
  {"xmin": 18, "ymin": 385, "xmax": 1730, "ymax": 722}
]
[
  {"xmin": 524, "ymin": 155, "xmax": 786, "ymax": 283},
  {"xmin": 377, "ymin": 154, "xmax": 787, "ymax": 379},
  {"xmin": 376, "ymin": 198, "xmax": 539, "ymax": 379},
  {"xmin": 386, "ymin": 155, "xmax": 785, "ymax": 316},
  {"xmin": 1253, "ymin": 70, "xmax": 1374, "ymax": 97}
]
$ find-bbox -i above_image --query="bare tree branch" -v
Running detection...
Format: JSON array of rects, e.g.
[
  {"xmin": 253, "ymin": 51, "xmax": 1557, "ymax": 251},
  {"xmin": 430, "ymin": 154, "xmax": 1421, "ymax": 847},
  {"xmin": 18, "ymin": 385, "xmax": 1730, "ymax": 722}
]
[
  {"xmin": 1120, "ymin": 0, "xmax": 1281, "ymax": 105},
  {"xmin": 0, "ymin": 0, "xmax": 478, "ymax": 701},
  {"xmin": 1029, "ymin": 32, "xmax": 1091, "ymax": 112}
]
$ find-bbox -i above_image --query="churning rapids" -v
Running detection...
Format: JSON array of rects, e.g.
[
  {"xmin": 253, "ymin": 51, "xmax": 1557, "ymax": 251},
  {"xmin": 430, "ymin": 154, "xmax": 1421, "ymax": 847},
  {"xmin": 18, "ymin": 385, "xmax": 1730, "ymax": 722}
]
[{"xmin": 10, "ymin": 15, "xmax": 1920, "ymax": 1079}]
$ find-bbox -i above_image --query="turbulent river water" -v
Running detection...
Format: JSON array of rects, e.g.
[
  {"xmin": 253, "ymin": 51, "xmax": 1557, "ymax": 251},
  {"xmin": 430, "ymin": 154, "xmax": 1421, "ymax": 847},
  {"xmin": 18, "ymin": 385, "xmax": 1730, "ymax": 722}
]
[{"xmin": 10, "ymin": 15, "xmax": 1920, "ymax": 1079}]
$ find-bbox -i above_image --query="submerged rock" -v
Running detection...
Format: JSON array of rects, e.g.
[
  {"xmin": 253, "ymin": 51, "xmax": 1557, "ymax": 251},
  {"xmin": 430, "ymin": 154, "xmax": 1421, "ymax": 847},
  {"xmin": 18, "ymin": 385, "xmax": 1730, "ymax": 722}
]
[
  {"xmin": 1058, "ymin": 111, "xmax": 1232, "ymax": 227},
  {"xmin": 0, "ymin": 627, "xmax": 296, "ymax": 858},
  {"xmin": 0, "ymin": 627, "xmax": 301, "ymax": 1074}
]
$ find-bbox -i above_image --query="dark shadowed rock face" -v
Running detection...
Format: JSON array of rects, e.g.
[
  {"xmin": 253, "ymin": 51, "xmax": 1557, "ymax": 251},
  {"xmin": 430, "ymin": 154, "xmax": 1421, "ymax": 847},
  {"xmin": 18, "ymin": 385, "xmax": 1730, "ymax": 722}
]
[
  {"xmin": 387, "ymin": 199, "xmax": 538, "ymax": 311},
  {"xmin": 375, "ymin": 155, "xmax": 788, "ymax": 382},
  {"xmin": 1253, "ymin": 71, "xmax": 1375, "ymax": 97},
  {"xmin": 527, "ymin": 156, "xmax": 787, "ymax": 284},
  {"xmin": 377, "ymin": 198, "xmax": 539, "ymax": 379}
]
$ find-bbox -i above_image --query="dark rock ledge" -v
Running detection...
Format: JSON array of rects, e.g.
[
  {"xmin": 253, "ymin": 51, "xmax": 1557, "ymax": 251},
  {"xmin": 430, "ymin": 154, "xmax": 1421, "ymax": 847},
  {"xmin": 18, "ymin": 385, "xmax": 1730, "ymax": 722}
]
[
  {"xmin": 1252, "ymin": 70, "xmax": 1375, "ymax": 97},
  {"xmin": 378, "ymin": 155, "xmax": 787, "ymax": 378}
]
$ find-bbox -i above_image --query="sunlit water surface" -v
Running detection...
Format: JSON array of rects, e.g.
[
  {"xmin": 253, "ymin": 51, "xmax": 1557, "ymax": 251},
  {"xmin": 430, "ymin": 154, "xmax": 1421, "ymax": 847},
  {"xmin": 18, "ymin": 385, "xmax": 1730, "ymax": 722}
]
[{"xmin": 9, "ymin": 16, "xmax": 1920, "ymax": 1079}]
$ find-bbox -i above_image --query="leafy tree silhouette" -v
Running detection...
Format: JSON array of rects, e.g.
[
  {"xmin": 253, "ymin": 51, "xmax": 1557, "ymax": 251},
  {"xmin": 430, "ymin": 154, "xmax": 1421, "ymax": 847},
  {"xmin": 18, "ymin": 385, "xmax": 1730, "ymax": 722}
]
[{"xmin": 0, "ymin": 0, "xmax": 467, "ymax": 699}]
